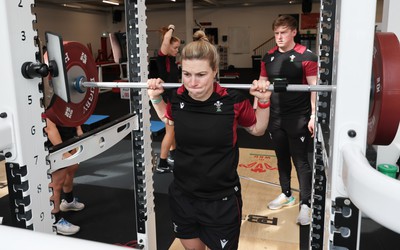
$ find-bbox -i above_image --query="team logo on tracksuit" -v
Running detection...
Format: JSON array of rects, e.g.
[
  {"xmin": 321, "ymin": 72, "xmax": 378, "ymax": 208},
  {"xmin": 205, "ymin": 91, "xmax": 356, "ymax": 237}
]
[
  {"xmin": 290, "ymin": 54, "xmax": 296, "ymax": 62},
  {"xmin": 214, "ymin": 101, "xmax": 223, "ymax": 112},
  {"xmin": 220, "ymin": 239, "xmax": 228, "ymax": 248}
]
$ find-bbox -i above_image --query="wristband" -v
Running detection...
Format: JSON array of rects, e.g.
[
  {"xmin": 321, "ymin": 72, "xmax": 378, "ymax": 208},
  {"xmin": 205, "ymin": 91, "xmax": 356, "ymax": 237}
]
[
  {"xmin": 151, "ymin": 96, "xmax": 162, "ymax": 104},
  {"xmin": 257, "ymin": 100, "xmax": 270, "ymax": 109},
  {"xmin": 310, "ymin": 114, "xmax": 316, "ymax": 119}
]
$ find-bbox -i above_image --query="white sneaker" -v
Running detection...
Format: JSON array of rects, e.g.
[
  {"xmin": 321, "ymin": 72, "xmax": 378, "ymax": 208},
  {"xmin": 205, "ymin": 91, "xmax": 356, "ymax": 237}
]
[
  {"xmin": 60, "ymin": 198, "xmax": 85, "ymax": 212},
  {"xmin": 268, "ymin": 193, "xmax": 296, "ymax": 210},
  {"xmin": 55, "ymin": 218, "xmax": 80, "ymax": 235},
  {"xmin": 297, "ymin": 204, "xmax": 312, "ymax": 225}
]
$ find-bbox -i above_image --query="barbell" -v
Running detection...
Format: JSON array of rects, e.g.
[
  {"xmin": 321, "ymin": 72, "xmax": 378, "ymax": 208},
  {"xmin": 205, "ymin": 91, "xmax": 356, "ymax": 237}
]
[
  {"xmin": 79, "ymin": 81, "xmax": 335, "ymax": 92},
  {"xmin": 39, "ymin": 40, "xmax": 334, "ymax": 128},
  {"xmin": 23, "ymin": 33, "xmax": 400, "ymax": 145}
]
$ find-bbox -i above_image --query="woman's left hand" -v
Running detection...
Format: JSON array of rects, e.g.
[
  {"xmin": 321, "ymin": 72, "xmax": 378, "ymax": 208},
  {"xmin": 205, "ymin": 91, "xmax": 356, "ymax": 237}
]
[
  {"xmin": 308, "ymin": 117, "xmax": 315, "ymax": 137},
  {"xmin": 250, "ymin": 79, "xmax": 272, "ymax": 101}
]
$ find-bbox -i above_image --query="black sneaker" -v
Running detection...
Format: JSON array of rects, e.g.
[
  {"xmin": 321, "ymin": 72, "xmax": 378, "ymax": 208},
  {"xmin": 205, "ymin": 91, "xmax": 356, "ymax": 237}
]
[
  {"xmin": 168, "ymin": 150, "xmax": 176, "ymax": 166},
  {"xmin": 156, "ymin": 158, "xmax": 173, "ymax": 173},
  {"xmin": 155, "ymin": 165, "xmax": 173, "ymax": 174},
  {"xmin": 167, "ymin": 155, "xmax": 174, "ymax": 166}
]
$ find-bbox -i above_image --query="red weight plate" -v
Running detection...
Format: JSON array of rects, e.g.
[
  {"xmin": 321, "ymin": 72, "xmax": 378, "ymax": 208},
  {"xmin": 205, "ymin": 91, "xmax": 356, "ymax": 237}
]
[
  {"xmin": 46, "ymin": 42, "xmax": 99, "ymax": 127},
  {"xmin": 367, "ymin": 32, "xmax": 400, "ymax": 145}
]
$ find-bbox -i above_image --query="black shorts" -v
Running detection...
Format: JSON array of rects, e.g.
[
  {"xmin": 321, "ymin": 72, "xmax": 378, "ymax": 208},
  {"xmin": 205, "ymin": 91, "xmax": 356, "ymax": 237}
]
[{"xmin": 169, "ymin": 183, "xmax": 242, "ymax": 250}]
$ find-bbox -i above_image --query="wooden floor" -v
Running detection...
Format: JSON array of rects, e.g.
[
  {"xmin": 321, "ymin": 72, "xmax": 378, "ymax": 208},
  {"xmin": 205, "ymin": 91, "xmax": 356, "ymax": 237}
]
[
  {"xmin": 170, "ymin": 148, "xmax": 300, "ymax": 250},
  {"xmin": 1, "ymin": 148, "xmax": 302, "ymax": 250},
  {"xmin": 0, "ymin": 161, "xmax": 7, "ymax": 199}
]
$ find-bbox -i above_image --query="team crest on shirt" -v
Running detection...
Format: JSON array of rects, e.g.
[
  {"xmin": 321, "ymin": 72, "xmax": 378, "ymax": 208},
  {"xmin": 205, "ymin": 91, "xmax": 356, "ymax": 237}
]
[
  {"xmin": 220, "ymin": 239, "xmax": 228, "ymax": 249},
  {"xmin": 270, "ymin": 56, "xmax": 274, "ymax": 62},
  {"xmin": 214, "ymin": 101, "xmax": 223, "ymax": 112},
  {"xmin": 290, "ymin": 54, "xmax": 296, "ymax": 62},
  {"xmin": 180, "ymin": 102, "xmax": 185, "ymax": 109}
]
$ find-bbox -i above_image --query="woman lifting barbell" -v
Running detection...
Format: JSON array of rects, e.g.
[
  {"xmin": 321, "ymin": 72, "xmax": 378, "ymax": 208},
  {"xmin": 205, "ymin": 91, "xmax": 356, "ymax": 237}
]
[{"xmin": 147, "ymin": 30, "xmax": 272, "ymax": 250}]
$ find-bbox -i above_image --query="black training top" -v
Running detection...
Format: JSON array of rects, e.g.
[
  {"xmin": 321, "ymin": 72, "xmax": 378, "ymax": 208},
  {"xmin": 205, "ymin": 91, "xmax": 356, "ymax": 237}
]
[
  {"xmin": 166, "ymin": 83, "xmax": 256, "ymax": 200},
  {"xmin": 156, "ymin": 50, "xmax": 180, "ymax": 83},
  {"xmin": 260, "ymin": 44, "xmax": 318, "ymax": 118}
]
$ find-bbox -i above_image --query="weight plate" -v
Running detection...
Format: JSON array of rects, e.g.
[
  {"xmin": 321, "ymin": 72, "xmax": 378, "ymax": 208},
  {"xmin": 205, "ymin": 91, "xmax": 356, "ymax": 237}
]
[
  {"xmin": 368, "ymin": 32, "xmax": 400, "ymax": 145},
  {"xmin": 45, "ymin": 41, "xmax": 99, "ymax": 127}
]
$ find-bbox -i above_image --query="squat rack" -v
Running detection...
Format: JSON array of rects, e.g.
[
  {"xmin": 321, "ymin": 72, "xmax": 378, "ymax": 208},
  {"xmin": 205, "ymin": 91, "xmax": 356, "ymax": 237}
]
[{"xmin": 0, "ymin": 1, "xmax": 399, "ymax": 250}]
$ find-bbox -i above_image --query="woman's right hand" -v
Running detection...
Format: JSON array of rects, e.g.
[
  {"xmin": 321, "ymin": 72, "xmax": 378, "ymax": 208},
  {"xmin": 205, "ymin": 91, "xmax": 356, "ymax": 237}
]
[{"xmin": 147, "ymin": 78, "xmax": 165, "ymax": 99}]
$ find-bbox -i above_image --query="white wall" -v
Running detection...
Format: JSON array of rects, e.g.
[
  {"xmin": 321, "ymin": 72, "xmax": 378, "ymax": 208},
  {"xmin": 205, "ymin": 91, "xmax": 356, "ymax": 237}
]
[
  {"xmin": 35, "ymin": 6, "xmax": 110, "ymax": 57},
  {"xmin": 34, "ymin": 3, "xmax": 320, "ymax": 68},
  {"xmin": 147, "ymin": 3, "xmax": 320, "ymax": 68}
]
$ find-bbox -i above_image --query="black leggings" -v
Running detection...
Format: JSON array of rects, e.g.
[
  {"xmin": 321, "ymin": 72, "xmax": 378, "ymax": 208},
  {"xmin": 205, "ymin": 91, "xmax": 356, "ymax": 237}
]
[{"xmin": 268, "ymin": 116, "xmax": 312, "ymax": 205}]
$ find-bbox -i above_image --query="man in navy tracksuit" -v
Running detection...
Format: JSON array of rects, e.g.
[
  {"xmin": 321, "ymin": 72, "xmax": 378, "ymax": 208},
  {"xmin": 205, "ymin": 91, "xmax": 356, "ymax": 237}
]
[{"xmin": 258, "ymin": 14, "xmax": 318, "ymax": 226}]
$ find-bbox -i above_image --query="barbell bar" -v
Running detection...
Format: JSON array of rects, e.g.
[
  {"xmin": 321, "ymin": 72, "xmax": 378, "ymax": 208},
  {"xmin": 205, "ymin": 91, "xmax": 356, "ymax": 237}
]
[
  {"xmin": 79, "ymin": 80, "xmax": 335, "ymax": 92},
  {"xmin": 41, "ymin": 41, "xmax": 335, "ymax": 128}
]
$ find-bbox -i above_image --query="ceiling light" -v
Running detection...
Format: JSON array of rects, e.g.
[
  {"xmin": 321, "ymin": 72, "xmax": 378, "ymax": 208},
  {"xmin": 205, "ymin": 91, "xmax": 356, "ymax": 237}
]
[
  {"xmin": 63, "ymin": 3, "xmax": 82, "ymax": 9},
  {"xmin": 103, "ymin": 0, "xmax": 119, "ymax": 5}
]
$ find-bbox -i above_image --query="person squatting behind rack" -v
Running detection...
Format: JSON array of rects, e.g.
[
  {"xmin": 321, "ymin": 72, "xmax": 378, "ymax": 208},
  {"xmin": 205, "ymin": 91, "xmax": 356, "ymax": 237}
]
[
  {"xmin": 45, "ymin": 117, "xmax": 85, "ymax": 235},
  {"xmin": 258, "ymin": 14, "xmax": 318, "ymax": 226},
  {"xmin": 155, "ymin": 24, "xmax": 181, "ymax": 174},
  {"xmin": 148, "ymin": 30, "xmax": 272, "ymax": 250}
]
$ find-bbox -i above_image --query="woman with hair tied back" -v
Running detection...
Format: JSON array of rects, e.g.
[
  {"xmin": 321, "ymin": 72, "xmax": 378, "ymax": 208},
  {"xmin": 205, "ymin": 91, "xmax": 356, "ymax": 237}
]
[
  {"xmin": 148, "ymin": 30, "xmax": 272, "ymax": 250},
  {"xmin": 155, "ymin": 24, "xmax": 181, "ymax": 174}
]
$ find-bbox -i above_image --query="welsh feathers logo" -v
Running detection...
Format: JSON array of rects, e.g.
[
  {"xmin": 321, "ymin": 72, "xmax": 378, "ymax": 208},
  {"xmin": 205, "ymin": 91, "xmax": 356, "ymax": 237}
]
[{"xmin": 214, "ymin": 101, "xmax": 223, "ymax": 112}]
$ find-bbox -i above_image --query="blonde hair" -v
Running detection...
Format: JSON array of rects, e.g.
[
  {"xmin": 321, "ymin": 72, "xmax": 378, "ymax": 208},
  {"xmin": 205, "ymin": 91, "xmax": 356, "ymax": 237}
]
[{"xmin": 181, "ymin": 30, "xmax": 219, "ymax": 71}]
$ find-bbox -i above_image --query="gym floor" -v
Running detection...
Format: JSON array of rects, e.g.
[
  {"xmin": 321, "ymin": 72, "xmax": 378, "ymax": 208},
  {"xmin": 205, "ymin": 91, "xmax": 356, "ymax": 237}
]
[{"xmin": 0, "ymin": 68, "xmax": 399, "ymax": 249}]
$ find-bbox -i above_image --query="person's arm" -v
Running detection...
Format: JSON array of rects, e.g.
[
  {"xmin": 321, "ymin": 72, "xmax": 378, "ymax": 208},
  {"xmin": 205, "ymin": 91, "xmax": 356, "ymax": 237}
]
[
  {"xmin": 245, "ymin": 79, "xmax": 272, "ymax": 136},
  {"xmin": 147, "ymin": 78, "xmax": 169, "ymax": 124},
  {"xmin": 307, "ymin": 75, "xmax": 317, "ymax": 137},
  {"xmin": 45, "ymin": 118, "xmax": 72, "ymax": 159},
  {"xmin": 45, "ymin": 118, "xmax": 63, "ymax": 146},
  {"xmin": 160, "ymin": 24, "xmax": 175, "ymax": 55},
  {"xmin": 259, "ymin": 76, "xmax": 268, "ymax": 81},
  {"xmin": 76, "ymin": 125, "xmax": 83, "ymax": 137},
  {"xmin": 254, "ymin": 58, "xmax": 268, "ymax": 109}
]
